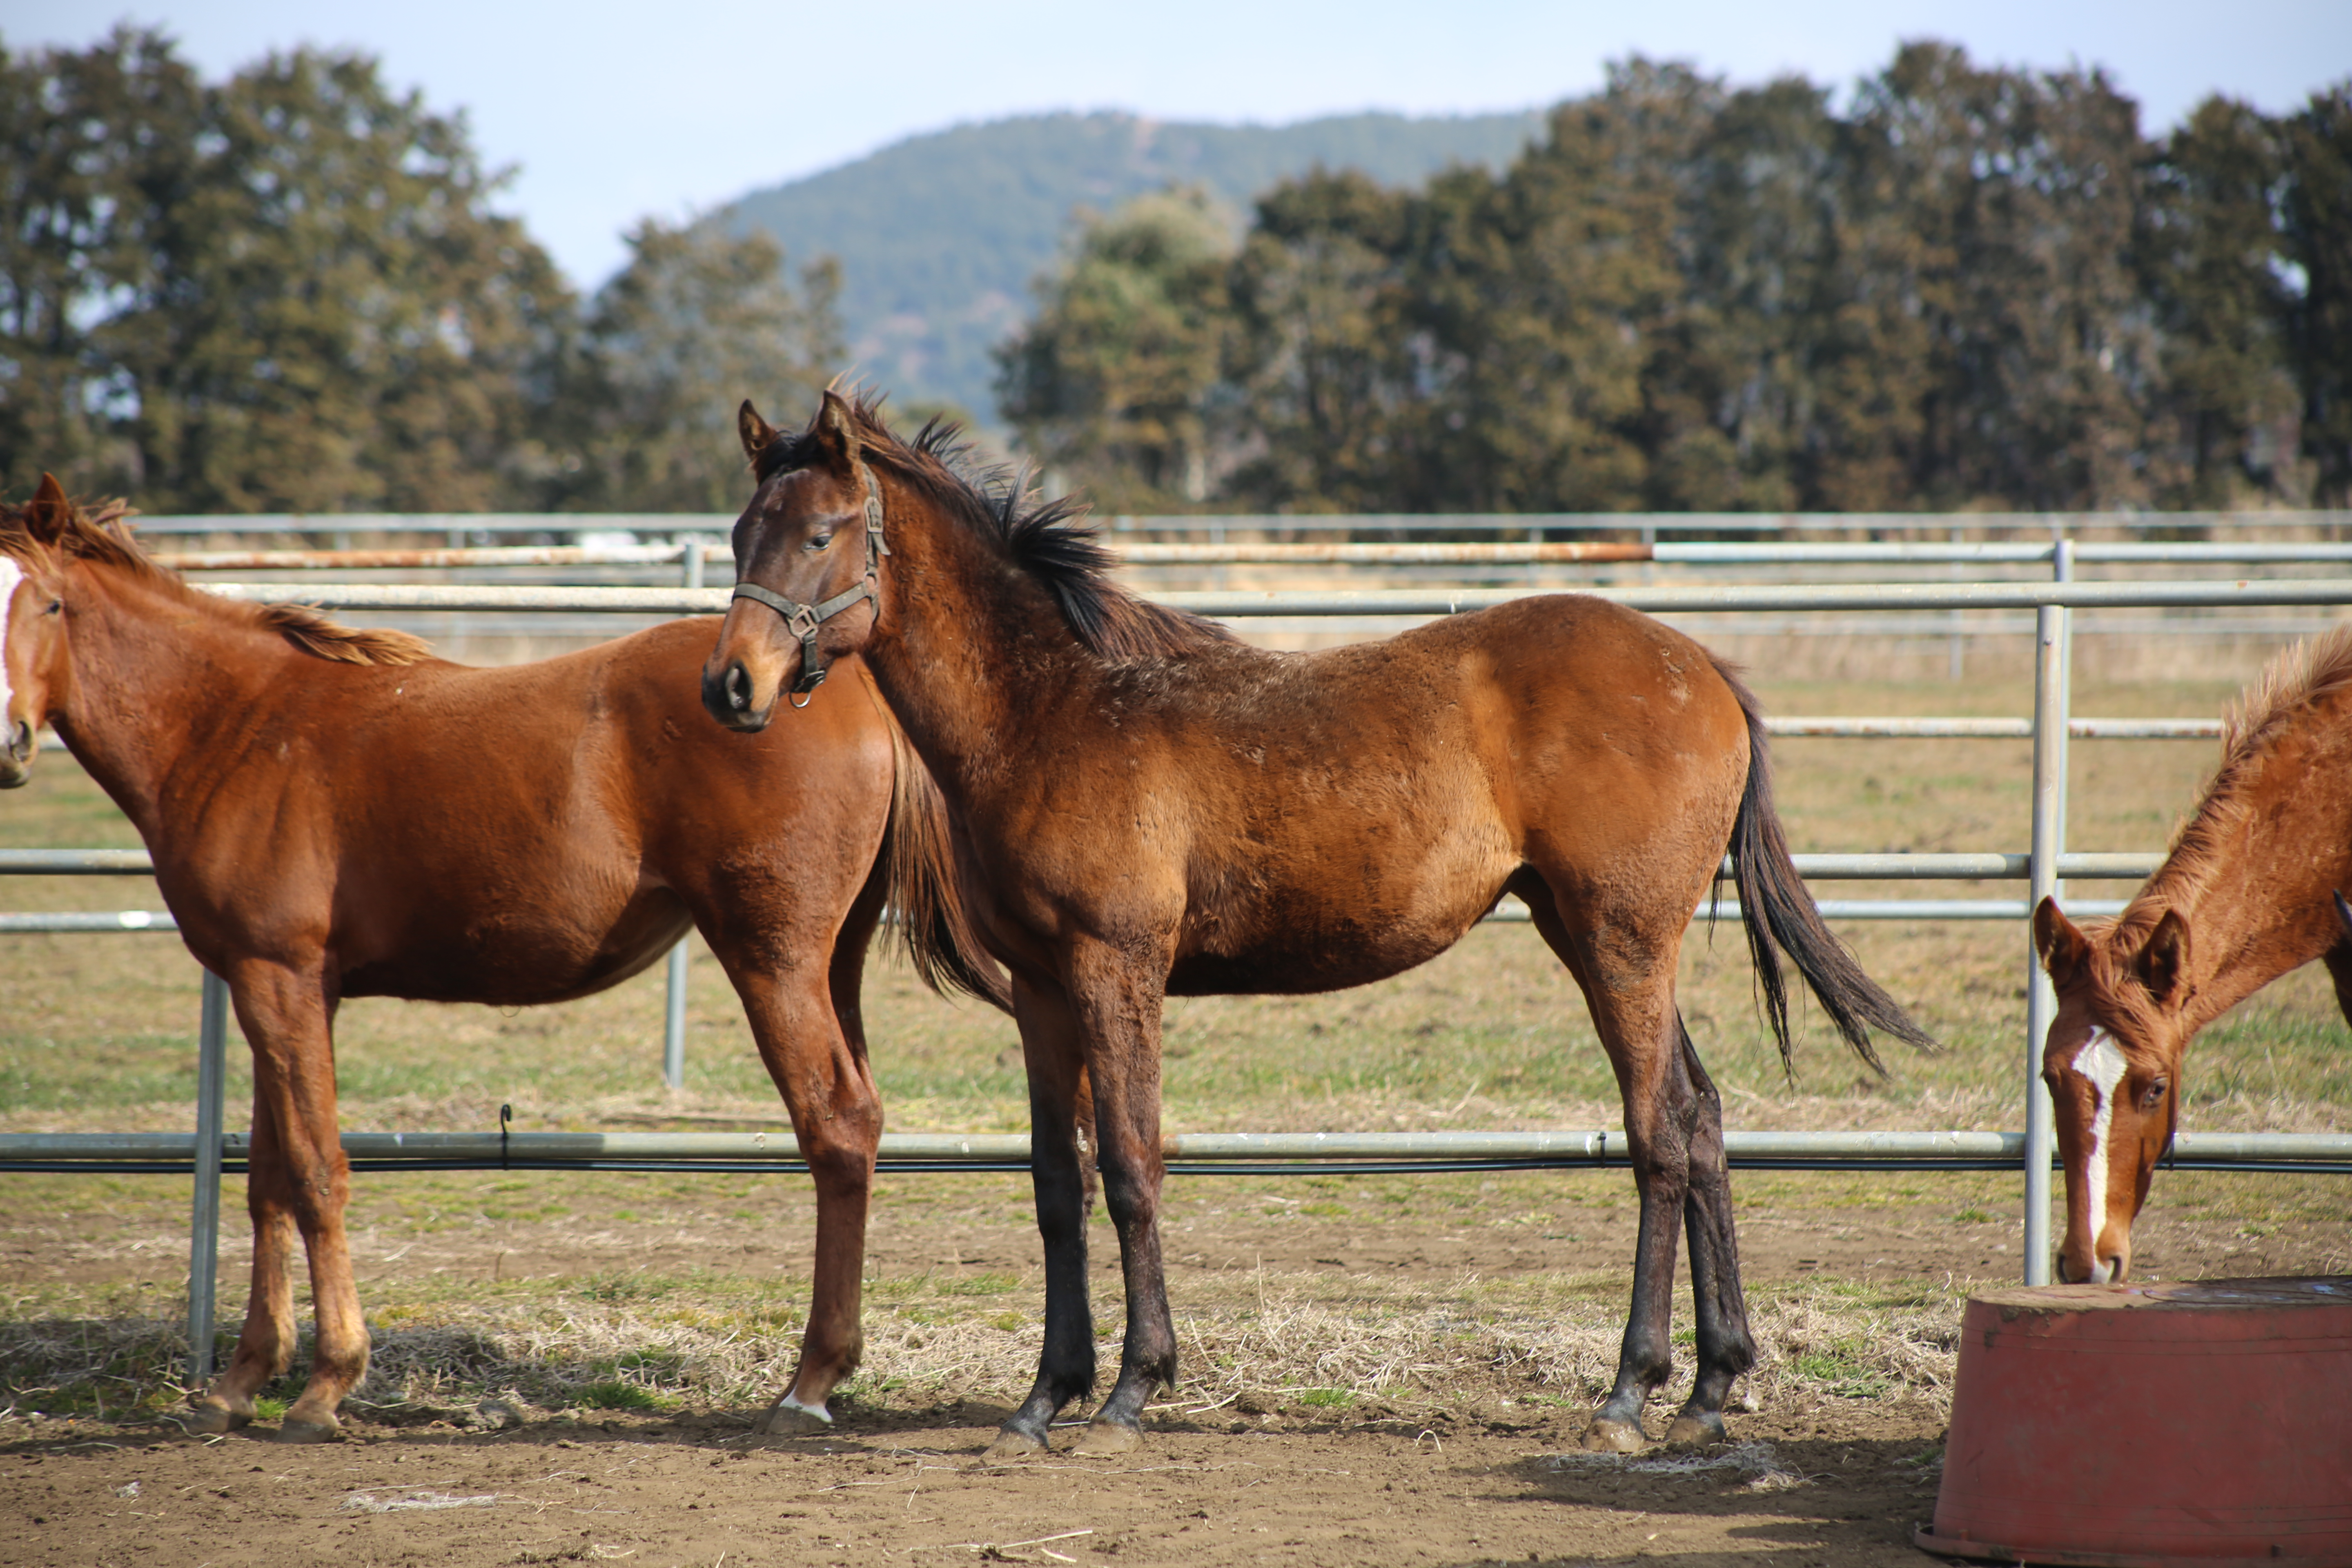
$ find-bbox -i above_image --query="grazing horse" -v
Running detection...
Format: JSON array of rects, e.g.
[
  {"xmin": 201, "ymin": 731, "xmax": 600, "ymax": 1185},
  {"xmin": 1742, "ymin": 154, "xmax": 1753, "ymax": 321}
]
[
  {"xmin": 699, "ymin": 393, "xmax": 1931, "ymax": 1456},
  {"xmin": 0, "ymin": 474, "xmax": 1003, "ymax": 1441},
  {"xmin": 2034, "ymin": 625, "xmax": 2352, "ymax": 1284}
]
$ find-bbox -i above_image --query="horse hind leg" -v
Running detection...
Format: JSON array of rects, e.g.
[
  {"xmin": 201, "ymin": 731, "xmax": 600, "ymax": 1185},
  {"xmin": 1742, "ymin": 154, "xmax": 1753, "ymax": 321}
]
[
  {"xmin": 1664, "ymin": 1015, "xmax": 1755, "ymax": 1446},
  {"xmin": 1512, "ymin": 870, "xmax": 1749, "ymax": 1451},
  {"xmin": 182, "ymin": 1091, "xmax": 301, "ymax": 1434}
]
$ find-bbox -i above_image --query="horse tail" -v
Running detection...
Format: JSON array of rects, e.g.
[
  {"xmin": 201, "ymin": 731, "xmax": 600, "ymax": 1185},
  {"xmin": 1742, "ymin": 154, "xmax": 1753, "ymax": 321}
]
[
  {"xmin": 1713, "ymin": 658, "xmax": 1936, "ymax": 1073},
  {"xmin": 881, "ymin": 708, "xmax": 1012, "ymax": 1013}
]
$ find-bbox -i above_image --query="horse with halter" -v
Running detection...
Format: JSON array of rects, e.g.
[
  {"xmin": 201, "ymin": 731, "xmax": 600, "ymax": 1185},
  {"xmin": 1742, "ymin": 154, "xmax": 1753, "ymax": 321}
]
[
  {"xmin": 701, "ymin": 392, "xmax": 1932, "ymax": 1457},
  {"xmin": 0, "ymin": 474, "xmax": 1004, "ymax": 1440},
  {"xmin": 2034, "ymin": 624, "xmax": 2352, "ymax": 1284}
]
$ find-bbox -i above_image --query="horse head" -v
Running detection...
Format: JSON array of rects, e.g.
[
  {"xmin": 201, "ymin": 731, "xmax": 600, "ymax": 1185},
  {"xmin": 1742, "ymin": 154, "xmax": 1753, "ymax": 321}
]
[
  {"xmin": 702, "ymin": 392, "xmax": 890, "ymax": 732},
  {"xmin": 0, "ymin": 474, "xmax": 83, "ymax": 788},
  {"xmin": 2033, "ymin": 895, "xmax": 2192, "ymax": 1283}
]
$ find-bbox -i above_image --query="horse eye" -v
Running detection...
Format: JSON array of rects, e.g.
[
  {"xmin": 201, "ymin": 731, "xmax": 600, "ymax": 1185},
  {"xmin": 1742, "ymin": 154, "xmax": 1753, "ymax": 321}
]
[
  {"xmin": 2138, "ymin": 1080, "xmax": 2167, "ymax": 1110},
  {"xmin": 805, "ymin": 532, "xmax": 834, "ymax": 552},
  {"xmin": 45, "ymin": 598, "xmax": 61, "ymax": 615}
]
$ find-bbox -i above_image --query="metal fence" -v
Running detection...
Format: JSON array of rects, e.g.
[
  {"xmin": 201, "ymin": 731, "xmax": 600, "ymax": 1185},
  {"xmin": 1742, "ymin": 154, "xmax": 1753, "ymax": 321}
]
[
  {"xmin": 125, "ymin": 508, "xmax": 2352, "ymax": 539},
  {"xmin": 12, "ymin": 535, "xmax": 2352, "ymax": 1378}
]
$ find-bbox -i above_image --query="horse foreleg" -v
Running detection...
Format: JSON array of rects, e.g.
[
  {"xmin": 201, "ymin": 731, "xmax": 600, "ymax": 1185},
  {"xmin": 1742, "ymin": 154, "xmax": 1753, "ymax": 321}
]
[
  {"xmin": 227, "ymin": 962, "xmax": 365, "ymax": 1441},
  {"xmin": 732, "ymin": 951, "xmax": 881, "ymax": 1434},
  {"xmin": 1666, "ymin": 1017, "xmax": 1754, "ymax": 1446},
  {"xmin": 1064, "ymin": 949, "xmax": 1176, "ymax": 1456},
  {"xmin": 987, "ymin": 977, "xmax": 1098, "ymax": 1461},
  {"xmin": 183, "ymin": 1091, "xmax": 299, "ymax": 1433}
]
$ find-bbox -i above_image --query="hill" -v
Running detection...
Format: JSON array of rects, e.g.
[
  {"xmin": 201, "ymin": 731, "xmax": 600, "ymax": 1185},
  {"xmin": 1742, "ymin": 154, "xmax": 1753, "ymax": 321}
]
[{"xmin": 723, "ymin": 109, "xmax": 1542, "ymax": 423}]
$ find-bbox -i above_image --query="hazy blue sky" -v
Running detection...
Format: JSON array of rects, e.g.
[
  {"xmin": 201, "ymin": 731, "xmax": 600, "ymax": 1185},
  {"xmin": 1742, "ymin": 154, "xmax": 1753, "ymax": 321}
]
[{"xmin": 11, "ymin": 1, "xmax": 2349, "ymax": 287}]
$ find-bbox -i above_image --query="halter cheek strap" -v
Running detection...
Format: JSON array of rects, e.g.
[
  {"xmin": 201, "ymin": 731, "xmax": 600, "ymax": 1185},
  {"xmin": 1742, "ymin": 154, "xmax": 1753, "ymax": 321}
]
[{"xmin": 730, "ymin": 458, "xmax": 891, "ymax": 706}]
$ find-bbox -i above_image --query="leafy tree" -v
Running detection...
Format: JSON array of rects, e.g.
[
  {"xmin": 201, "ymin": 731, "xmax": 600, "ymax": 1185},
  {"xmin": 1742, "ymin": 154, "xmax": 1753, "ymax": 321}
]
[
  {"xmin": 2280, "ymin": 85, "xmax": 2352, "ymax": 503},
  {"xmin": 0, "ymin": 28, "xmax": 203, "ymax": 499},
  {"xmin": 547, "ymin": 220, "xmax": 841, "ymax": 512},
  {"xmin": 995, "ymin": 187, "xmax": 1236, "ymax": 510},
  {"xmin": 2138, "ymin": 96, "xmax": 2302, "ymax": 506},
  {"xmin": 0, "ymin": 30, "xmax": 573, "ymax": 512},
  {"xmin": 1220, "ymin": 170, "xmax": 1417, "ymax": 511}
]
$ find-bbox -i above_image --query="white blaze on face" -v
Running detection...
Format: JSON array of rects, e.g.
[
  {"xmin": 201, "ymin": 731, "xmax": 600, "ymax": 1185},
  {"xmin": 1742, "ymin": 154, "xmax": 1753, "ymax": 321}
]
[
  {"xmin": 2071, "ymin": 1026, "xmax": 2130, "ymax": 1282},
  {"xmin": 0, "ymin": 557, "xmax": 22, "ymax": 724}
]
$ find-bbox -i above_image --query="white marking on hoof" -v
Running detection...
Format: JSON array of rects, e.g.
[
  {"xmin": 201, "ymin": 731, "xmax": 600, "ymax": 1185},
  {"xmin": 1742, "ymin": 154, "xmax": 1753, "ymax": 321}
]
[{"xmin": 761, "ymin": 1393, "xmax": 833, "ymax": 1434}]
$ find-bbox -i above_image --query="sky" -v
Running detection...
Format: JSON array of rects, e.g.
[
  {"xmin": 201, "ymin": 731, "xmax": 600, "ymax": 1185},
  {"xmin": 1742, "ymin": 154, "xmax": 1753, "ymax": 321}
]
[{"xmin": 11, "ymin": 0, "xmax": 2350, "ymax": 289}]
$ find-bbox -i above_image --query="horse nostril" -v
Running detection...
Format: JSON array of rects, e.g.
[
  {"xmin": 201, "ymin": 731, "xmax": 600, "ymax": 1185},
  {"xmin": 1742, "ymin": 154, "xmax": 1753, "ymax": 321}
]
[
  {"xmin": 7, "ymin": 722, "xmax": 28, "ymax": 762},
  {"xmin": 725, "ymin": 663, "xmax": 751, "ymax": 713}
]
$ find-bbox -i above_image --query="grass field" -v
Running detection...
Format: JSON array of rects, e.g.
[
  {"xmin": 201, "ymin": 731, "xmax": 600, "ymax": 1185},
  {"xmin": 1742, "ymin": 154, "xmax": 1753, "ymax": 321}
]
[{"xmin": 2, "ymin": 657, "xmax": 2348, "ymax": 1434}]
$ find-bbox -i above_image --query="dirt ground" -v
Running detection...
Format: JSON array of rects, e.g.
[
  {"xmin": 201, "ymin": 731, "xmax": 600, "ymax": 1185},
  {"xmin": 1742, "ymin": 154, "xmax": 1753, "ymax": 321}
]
[{"xmin": 5, "ymin": 1166, "xmax": 2346, "ymax": 1568}]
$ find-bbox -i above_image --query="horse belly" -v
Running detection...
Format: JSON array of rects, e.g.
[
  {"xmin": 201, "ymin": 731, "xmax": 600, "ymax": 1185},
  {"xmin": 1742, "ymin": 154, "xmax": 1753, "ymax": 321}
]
[
  {"xmin": 1167, "ymin": 893, "xmax": 1482, "ymax": 997},
  {"xmin": 337, "ymin": 889, "xmax": 690, "ymax": 1006}
]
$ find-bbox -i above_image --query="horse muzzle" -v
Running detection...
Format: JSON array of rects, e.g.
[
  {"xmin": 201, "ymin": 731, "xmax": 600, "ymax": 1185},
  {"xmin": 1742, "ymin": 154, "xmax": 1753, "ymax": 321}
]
[
  {"xmin": 0, "ymin": 720, "xmax": 36, "ymax": 788},
  {"xmin": 702, "ymin": 657, "xmax": 775, "ymax": 733}
]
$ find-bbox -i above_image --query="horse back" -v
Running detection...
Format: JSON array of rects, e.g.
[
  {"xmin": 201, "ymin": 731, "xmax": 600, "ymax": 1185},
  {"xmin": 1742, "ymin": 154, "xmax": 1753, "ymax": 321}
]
[{"xmin": 165, "ymin": 619, "xmax": 894, "ymax": 1003}]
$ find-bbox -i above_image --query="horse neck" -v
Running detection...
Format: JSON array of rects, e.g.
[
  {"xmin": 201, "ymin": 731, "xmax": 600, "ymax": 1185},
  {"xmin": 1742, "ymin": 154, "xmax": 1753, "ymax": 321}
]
[
  {"xmin": 863, "ymin": 498, "xmax": 1069, "ymax": 805},
  {"xmin": 52, "ymin": 564, "xmax": 287, "ymax": 837},
  {"xmin": 2145, "ymin": 711, "xmax": 2352, "ymax": 1033}
]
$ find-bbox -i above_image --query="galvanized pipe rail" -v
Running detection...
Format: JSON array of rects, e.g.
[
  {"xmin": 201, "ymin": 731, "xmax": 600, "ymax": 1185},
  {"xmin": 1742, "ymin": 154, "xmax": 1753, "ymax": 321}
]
[
  {"xmin": 5, "ymin": 1129, "xmax": 2348, "ymax": 1177},
  {"xmin": 129, "ymin": 510, "xmax": 2352, "ymax": 538},
  {"xmin": 182, "ymin": 577, "xmax": 2352, "ymax": 617},
  {"xmin": 145, "ymin": 540, "xmax": 2352, "ymax": 571}
]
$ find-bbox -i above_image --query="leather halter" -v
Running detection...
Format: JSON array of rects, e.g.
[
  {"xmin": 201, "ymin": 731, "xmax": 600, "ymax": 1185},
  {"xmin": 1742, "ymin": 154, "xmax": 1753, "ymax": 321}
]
[{"xmin": 729, "ymin": 457, "xmax": 890, "ymax": 706}]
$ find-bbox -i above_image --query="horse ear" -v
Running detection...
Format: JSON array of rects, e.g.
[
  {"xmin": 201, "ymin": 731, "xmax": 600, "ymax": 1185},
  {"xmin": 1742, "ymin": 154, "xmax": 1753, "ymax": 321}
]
[
  {"xmin": 2034, "ymin": 897, "xmax": 2092, "ymax": 989},
  {"xmin": 24, "ymin": 474, "xmax": 72, "ymax": 543},
  {"xmin": 2134, "ymin": 907, "xmax": 2191, "ymax": 1004},
  {"xmin": 738, "ymin": 400, "xmax": 780, "ymax": 464},
  {"xmin": 815, "ymin": 388, "xmax": 862, "ymax": 464}
]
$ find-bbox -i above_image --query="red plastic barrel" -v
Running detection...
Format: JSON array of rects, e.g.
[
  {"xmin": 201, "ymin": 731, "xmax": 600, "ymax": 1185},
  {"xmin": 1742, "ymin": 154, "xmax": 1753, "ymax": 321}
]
[{"xmin": 1915, "ymin": 1276, "xmax": 2352, "ymax": 1566}]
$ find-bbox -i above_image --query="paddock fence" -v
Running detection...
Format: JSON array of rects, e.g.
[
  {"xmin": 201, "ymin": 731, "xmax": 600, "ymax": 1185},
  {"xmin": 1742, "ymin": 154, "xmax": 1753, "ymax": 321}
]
[{"xmin": 10, "ymin": 520, "xmax": 2352, "ymax": 1382}]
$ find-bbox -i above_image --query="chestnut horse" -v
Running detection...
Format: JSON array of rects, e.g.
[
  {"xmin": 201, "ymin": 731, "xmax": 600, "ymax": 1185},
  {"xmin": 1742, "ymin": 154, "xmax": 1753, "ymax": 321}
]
[
  {"xmin": 0, "ymin": 475, "xmax": 1003, "ymax": 1441},
  {"xmin": 2035, "ymin": 625, "xmax": 2352, "ymax": 1284},
  {"xmin": 700, "ymin": 394, "xmax": 1931, "ymax": 1457}
]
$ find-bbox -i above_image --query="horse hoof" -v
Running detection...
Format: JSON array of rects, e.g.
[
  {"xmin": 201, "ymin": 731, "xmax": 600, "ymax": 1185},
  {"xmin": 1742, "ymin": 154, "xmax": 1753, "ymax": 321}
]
[
  {"xmin": 1579, "ymin": 1417, "xmax": 1646, "ymax": 1453},
  {"xmin": 274, "ymin": 1417, "xmax": 343, "ymax": 1444},
  {"xmin": 758, "ymin": 1399, "xmax": 833, "ymax": 1437},
  {"xmin": 980, "ymin": 1427, "xmax": 1048, "ymax": 1465},
  {"xmin": 1072, "ymin": 1420, "xmax": 1143, "ymax": 1457},
  {"xmin": 177, "ymin": 1401, "xmax": 247, "ymax": 1436},
  {"xmin": 1662, "ymin": 1411, "xmax": 1728, "ymax": 1448}
]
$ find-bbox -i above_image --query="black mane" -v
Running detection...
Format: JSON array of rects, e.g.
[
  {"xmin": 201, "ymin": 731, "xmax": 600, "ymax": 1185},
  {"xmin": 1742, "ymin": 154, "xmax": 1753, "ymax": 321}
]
[{"xmin": 755, "ymin": 395, "xmax": 1237, "ymax": 662}]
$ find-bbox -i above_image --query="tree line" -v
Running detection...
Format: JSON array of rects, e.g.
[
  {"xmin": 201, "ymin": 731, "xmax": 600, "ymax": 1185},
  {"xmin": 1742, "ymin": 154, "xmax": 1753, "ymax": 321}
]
[
  {"xmin": 999, "ymin": 45, "xmax": 2352, "ymax": 515},
  {"xmin": 0, "ymin": 28, "xmax": 840, "ymax": 513}
]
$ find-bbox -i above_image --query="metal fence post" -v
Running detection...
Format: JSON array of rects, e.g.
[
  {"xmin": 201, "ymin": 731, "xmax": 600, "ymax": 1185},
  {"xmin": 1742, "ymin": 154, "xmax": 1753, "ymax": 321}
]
[
  {"xmin": 187, "ymin": 969, "xmax": 230, "ymax": 1383},
  {"xmin": 2022, "ymin": 599, "xmax": 2069, "ymax": 1286},
  {"xmin": 664, "ymin": 940, "xmax": 689, "ymax": 1091},
  {"xmin": 2052, "ymin": 539, "xmax": 2075, "ymax": 891},
  {"xmin": 681, "ymin": 538, "xmax": 704, "ymax": 591}
]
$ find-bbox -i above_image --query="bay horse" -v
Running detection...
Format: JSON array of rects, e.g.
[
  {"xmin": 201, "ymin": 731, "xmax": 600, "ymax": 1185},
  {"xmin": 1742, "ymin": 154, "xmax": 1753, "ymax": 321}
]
[
  {"xmin": 2034, "ymin": 624, "xmax": 2352, "ymax": 1284},
  {"xmin": 0, "ymin": 474, "xmax": 1004, "ymax": 1441},
  {"xmin": 699, "ymin": 393, "xmax": 1932, "ymax": 1457}
]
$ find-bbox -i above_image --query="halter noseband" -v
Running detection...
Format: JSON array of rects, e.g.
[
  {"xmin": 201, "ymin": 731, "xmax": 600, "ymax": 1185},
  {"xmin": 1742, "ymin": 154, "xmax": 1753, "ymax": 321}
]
[{"xmin": 729, "ymin": 456, "xmax": 890, "ymax": 706}]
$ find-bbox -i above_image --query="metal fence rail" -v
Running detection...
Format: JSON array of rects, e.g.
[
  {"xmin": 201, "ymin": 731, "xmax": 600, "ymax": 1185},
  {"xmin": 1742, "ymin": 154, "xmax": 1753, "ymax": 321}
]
[
  {"xmin": 7, "ymin": 1129, "xmax": 2348, "ymax": 1177},
  {"xmin": 129, "ymin": 509, "xmax": 2352, "ymax": 538},
  {"xmin": 140, "ymin": 539, "xmax": 2352, "ymax": 572}
]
